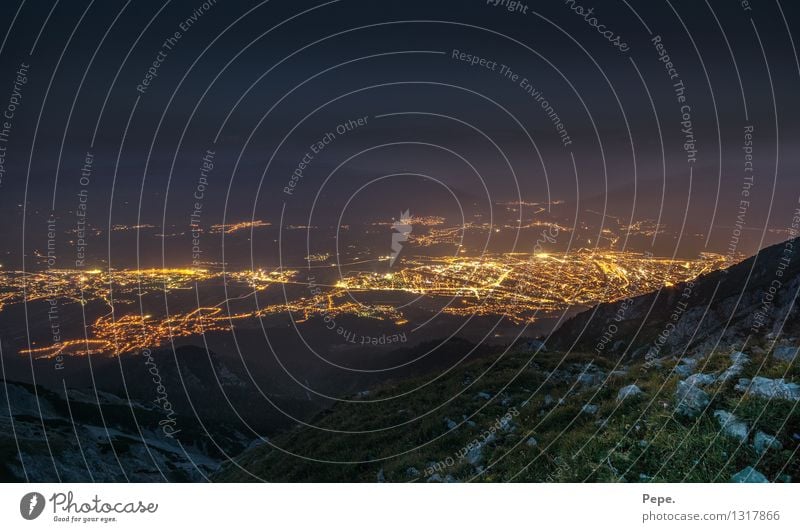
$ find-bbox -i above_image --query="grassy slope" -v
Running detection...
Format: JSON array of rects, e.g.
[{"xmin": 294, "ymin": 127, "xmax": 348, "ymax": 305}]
[{"xmin": 214, "ymin": 341, "xmax": 799, "ymax": 482}]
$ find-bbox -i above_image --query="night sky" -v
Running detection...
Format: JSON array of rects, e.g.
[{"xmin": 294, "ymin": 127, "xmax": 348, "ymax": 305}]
[{"xmin": 1, "ymin": 0, "xmax": 799, "ymax": 268}]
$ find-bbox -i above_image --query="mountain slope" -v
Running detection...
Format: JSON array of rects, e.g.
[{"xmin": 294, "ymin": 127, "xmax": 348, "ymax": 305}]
[
  {"xmin": 0, "ymin": 379, "xmax": 240, "ymax": 481},
  {"xmin": 549, "ymin": 237, "xmax": 800, "ymax": 359}
]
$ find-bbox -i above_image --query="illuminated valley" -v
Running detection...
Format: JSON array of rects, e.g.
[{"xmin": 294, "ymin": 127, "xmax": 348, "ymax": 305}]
[{"xmin": 1, "ymin": 249, "xmax": 731, "ymax": 360}]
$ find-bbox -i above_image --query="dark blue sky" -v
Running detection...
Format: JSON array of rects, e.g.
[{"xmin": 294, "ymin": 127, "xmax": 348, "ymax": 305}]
[{"xmin": 1, "ymin": 0, "xmax": 800, "ymax": 267}]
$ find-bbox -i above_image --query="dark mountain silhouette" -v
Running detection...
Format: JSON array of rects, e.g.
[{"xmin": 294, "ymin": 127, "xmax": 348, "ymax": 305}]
[{"xmin": 549, "ymin": 237, "xmax": 800, "ymax": 358}]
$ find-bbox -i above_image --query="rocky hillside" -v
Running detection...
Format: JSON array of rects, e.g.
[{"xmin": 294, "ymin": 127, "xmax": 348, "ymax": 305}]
[
  {"xmin": 211, "ymin": 339, "xmax": 798, "ymax": 482},
  {"xmin": 0, "ymin": 378, "xmax": 250, "ymax": 481}
]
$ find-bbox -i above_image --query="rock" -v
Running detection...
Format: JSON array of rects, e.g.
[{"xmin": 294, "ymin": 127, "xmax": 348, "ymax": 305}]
[
  {"xmin": 576, "ymin": 364, "xmax": 606, "ymax": 388},
  {"xmin": 734, "ymin": 378, "xmax": 751, "ymax": 393},
  {"xmin": 444, "ymin": 418, "xmax": 457, "ymax": 430},
  {"xmin": 719, "ymin": 367, "xmax": 740, "ymax": 382},
  {"xmin": 753, "ymin": 431, "xmax": 782, "ymax": 455},
  {"xmin": 731, "ymin": 466, "xmax": 768, "ymax": 483},
  {"xmin": 773, "ymin": 346, "xmax": 798, "ymax": 362},
  {"xmin": 465, "ymin": 420, "xmax": 477, "ymax": 428},
  {"xmin": 577, "ymin": 372, "xmax": 604, "ymax": 388},
  {"xmin": 638, "ymin": 440, "xmax": 649, "ymax": 448},
  {"xmin": 543, "ymin": 394, "xmax": 554, "ymax": 407},
  {"xmin": 499, "ymin": 417, "xmax": 516, "ymax": 433},
  {"xmin": 617, "ymin": 384, "xmax": 643, "ymax": 402},
  {"xmin": 465, "ymin": 445, "xmax": 484, "ymax": 466},
  {"xmin": 581, "ymin": 404, "xmax": 599, "ymax": 415},
  {"xmin": 377, "ymin": 468, "xmax": 386, "ymax": 482},
  {"xmin": 406, "ymin": 467, "xmax": 420, "ymax": 477},
  {"xmin": 729, "ymin": 351, "xmax": 750, "ymax": 365},
  {"xmin": 674, "ymin": 358, "xmax": 698, "ymax": 377},
  {"xmin": 476, "ymin": 392, "xmax": 492, "ymax": 400},
  {"xmin": 744, "ymin": 377, "xmax": 800, "ymax": 401},
  {"xmin": 426, "ymin": 473, "xmax": 456, "ymax": 483},
  {"xmin": 685, "ymin": 373, "xmax": 716, "ymax": 387},
  {"xmin": 714, "ymin": 411, "xmax": 749, "ymax": 443},
  {"xmin": 719, "ymin": 352, "xmax": 749, "ymax": 383},
  {"xmin": 525, "ymin": 437, "xmax": 538, "ymax": 447},
  {"xmin": 674, "ymin": 380, "xmax": 710, "ymax": 418}
]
